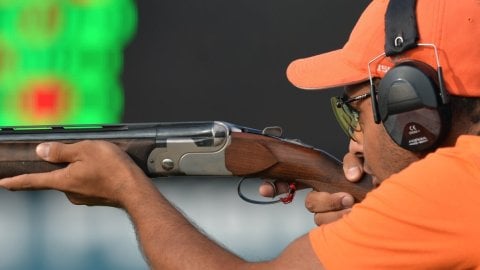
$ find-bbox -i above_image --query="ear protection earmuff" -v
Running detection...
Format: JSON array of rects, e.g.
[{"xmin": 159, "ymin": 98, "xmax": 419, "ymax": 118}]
[
  {"xmin": 371, "ymin": 0, "xmax": 451, "ymax": 152},
  {"xmin": 377, "ymin": 60, "xmax": 451, "ymax": 152}
]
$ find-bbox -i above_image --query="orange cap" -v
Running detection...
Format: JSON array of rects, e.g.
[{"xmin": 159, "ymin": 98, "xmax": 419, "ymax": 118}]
[{"xmin": 287, "ymin": 0, "xmax": 480, "ymax": 97}]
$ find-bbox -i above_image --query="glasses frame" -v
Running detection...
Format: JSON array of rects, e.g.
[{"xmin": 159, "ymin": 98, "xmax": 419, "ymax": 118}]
[{"xmin": 331, "ymin": 91, "xmax": 372, "ymax": 142}]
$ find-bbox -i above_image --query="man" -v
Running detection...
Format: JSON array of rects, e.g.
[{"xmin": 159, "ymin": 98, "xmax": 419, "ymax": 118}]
[{"xmin": 1, "ymin": 0, "xmax": 480, "ymax": 268}]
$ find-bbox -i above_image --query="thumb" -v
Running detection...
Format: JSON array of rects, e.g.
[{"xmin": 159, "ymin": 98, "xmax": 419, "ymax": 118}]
[
  {"xmin": 342, "ymin": 152, "xmax": 364, "ymax": 182},
  {"xmin": 36, "ymin": 142, "xmax": 78, "ymax": 163}
]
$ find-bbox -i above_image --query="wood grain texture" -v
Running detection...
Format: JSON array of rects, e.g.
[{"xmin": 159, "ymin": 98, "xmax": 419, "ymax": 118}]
[{"xmin": 225, "ymin": 132, "xmax": 373, "ymax": 201}]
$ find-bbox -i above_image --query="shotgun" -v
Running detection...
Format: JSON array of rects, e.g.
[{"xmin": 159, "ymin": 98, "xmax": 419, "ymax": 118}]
[{"xmin": 0, "ymin": 121, "xmax": 373, "ymax": 202}]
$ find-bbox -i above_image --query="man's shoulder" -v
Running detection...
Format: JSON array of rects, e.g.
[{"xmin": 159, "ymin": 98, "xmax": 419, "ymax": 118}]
[{"xmin": 426, "ymin": 135, "xmax": 480, "ymax": 173}]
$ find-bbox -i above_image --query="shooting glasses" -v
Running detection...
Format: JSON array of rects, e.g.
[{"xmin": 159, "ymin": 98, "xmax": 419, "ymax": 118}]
[{"xmin": 331, "ymin": 92, "xmax": 373, "ymax": 142}]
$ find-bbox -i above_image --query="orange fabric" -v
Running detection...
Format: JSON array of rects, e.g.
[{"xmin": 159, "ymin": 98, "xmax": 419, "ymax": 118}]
[
  {"xmin": 309, "ymin": 135, "xmax": 480, "ymax": 269},
  {"xmin": 287, "ymin": 0, "xmax": 480, "ymax": 97}
]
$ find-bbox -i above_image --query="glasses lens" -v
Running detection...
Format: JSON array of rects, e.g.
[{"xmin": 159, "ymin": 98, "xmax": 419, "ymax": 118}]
[{"xmin": 330, "ymin": 97, "xmax": 360, "ymax": 141}]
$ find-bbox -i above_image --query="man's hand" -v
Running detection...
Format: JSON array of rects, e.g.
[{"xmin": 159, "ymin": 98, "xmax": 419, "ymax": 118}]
[
  {"xmin": 0, "ymin": 140, "xmax": 150, "ymax": 208},
  {"xmin": 259, "ymin": 180, "xmax": 356, "ymax": 225},
  {"xmin": 259, "ymin": 140, "xmax": 366, "ymax": 226}
]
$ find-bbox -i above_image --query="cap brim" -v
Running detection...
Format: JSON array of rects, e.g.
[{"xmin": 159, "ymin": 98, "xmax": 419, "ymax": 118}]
[{"xmin": 286, "ymin": 49, "xmax": 370, "ymax": 90}]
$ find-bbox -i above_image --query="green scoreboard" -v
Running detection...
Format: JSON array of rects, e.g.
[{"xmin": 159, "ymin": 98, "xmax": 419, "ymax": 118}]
[{"xmin": 0, "ymin": 0, "xmax": 137, "ymax": 125}]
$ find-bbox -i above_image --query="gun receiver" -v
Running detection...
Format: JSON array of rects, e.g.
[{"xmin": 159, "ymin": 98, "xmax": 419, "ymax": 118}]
[{"xmin": 0, "ymin": 121, "xmax": 373, "ymax": 201}]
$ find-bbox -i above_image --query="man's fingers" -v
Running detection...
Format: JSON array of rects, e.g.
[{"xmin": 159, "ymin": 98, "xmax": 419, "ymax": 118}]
[
  {"xmin": 0, "ymin": 169, "xmax": 67, "ymax": 191},
  {"xmin": 313, "ymin": 208, "xmax": 351, "ymax": 226},
  {"xmin": 258, "ymin": 181, "xmax": 291, "ymax": 197},
  {"xmin": 258, "ymin": 181, "xmax": 310, "ymax": 198},
  {"xmin": 258, "ymin": 181, "xmax": 288, "ymax": 198},
  {"xmin": 304, "ymin": 190, "xmax": 355, "ymax": 226},
  {"xmin": 36, "ymin": 142, "xmax": 81, "ymax": 163},
  {"xmin": 258, "ymin": 182, "xmax": 276, "ymax": 197},
  {"xmin": 305, "ymin": 191, "xmax": 354, "ymax": 213}
]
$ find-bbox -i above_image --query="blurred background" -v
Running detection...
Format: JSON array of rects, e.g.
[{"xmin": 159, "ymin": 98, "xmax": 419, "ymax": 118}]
[{"xmin": 0, "ymin": 0, "xmax": 370, "ymax": 269}]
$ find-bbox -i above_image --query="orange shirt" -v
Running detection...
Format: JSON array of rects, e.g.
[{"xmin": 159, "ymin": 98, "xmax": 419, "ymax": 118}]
[{"xmin": 310, "ymin": 135, "xmax": 480, "ymax": 269}]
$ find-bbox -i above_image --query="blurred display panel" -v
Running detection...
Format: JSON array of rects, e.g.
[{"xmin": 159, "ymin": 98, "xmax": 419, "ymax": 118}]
[{"xmin": 0, "ymin": 0, "xmax": 137, "ymax": 124}]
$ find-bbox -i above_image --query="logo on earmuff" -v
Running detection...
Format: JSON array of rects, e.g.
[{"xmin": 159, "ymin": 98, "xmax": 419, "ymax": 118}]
[
  {"xmin": 408, "ymin": 124, "xmax": 420, "ymax": 135},
  {"xmin": 402, "ymin": 122, "xmax": 435, "ymax": 148}
]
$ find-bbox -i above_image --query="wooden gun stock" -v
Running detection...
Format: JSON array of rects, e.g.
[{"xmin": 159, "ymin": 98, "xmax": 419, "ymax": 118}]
[{"xmin": 226, "ymin": 132, "xmax": 373, "ymax": 201}]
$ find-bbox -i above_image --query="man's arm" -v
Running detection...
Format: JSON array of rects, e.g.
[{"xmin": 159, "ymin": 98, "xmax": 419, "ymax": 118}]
[
  {"xmin": 123, "ymin": 177, "xmax": 322, "ymax": 269},
  {"xmin": 0, "ymin": 141, "xmax": 324, "ymax": 270}
]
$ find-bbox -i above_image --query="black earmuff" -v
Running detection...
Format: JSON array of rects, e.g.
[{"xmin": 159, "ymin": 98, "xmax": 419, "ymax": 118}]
[
  {"xmin": 377, "ymin": 61, "xmax": 451, "ymax": 152},
  {"xmin": 375, "ymin": 0, "xmax": 451, "ymax": 152}
]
